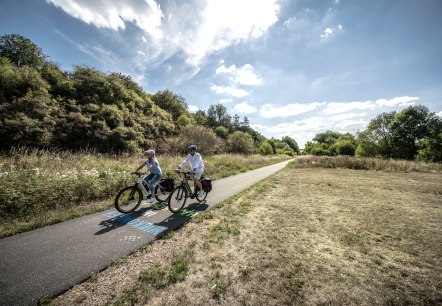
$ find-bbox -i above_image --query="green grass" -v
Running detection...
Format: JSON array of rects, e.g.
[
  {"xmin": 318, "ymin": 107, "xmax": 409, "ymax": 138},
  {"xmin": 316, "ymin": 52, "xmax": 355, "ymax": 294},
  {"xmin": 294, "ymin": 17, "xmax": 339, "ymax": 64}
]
[{"xmin": 0, "ymin": 150, "xmax": 291, "ymax": 238}]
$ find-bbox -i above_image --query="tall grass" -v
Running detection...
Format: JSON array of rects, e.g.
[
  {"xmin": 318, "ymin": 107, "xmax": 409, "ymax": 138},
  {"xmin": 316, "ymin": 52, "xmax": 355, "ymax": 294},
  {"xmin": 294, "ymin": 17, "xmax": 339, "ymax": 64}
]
[
  {"xmin": 0, "ymin": 149, "xmax": 291, "ymax": 237},
  {"xmin": 293, "ymin": 155, "xmax": 442, "ymax": 173}
]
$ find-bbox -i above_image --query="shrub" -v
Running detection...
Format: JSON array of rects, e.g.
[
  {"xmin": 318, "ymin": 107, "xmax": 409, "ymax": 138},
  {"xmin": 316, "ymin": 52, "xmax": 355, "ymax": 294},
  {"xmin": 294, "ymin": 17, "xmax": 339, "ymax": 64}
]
[
  {"xmin": 258, "ymin": 141, "xmax": 273, "ymax": 155},
  {"xmin": 227, "ymin": 131, "xmax": 254, "ymax": 154}
]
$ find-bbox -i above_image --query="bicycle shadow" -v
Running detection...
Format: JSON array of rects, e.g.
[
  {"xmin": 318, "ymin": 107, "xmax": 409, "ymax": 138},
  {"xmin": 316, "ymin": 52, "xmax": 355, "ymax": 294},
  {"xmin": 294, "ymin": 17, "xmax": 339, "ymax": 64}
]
[
  {"xmin": 95, "ymin": 200, "xmax": 209, "ymax": 236},
  {"xmin": 95, "ymin": 204, "xmax": 165, "ymax": 235},
  {"xmin": 154, "ymin": 200, "xmax": 210, "ymax": 237}
]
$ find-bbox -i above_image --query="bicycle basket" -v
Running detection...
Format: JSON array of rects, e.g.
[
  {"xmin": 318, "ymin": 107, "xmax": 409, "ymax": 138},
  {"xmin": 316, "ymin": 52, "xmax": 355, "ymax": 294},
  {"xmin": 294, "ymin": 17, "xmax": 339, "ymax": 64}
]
[
  {"xmin": 201, "ymin": 178, "xmax": 212, "ymax": 193},
  {"xmin": 160, "ymin": 178, "xmax": 174, "ymax": 192}
]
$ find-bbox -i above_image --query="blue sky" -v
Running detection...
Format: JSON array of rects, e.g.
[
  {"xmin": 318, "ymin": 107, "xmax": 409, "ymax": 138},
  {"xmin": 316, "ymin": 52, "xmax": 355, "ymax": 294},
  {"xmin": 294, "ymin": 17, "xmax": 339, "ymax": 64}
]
[{"xmin": 1, "ymin": 0, "xmax": 441, "ymax": 147}]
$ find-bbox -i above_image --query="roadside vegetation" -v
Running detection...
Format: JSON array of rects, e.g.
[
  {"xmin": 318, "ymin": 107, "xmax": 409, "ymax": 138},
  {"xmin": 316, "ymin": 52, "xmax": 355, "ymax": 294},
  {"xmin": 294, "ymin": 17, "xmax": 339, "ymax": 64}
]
[
  {"xmin": 0, "ymin": 150, "xmax": 291, "ymax": 238},
  {"xmin": 51, "ymin": 159, "xmax": 442, "ymax": 305}
]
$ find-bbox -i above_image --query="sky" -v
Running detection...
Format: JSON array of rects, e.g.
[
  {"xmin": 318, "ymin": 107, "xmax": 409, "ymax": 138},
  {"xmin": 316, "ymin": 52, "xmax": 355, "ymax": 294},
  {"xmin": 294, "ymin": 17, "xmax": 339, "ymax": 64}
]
[{"xmin": 1, "ymin": 0, "xmax": 441, "ymax": 148}]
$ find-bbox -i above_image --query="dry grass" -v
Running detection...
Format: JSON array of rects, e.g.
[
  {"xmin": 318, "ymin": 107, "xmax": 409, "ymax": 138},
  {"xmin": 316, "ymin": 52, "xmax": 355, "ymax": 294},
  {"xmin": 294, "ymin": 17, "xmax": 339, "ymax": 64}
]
[{"xmin": 51, "ymin": 165, "xmax": 442, "ymax": 305}]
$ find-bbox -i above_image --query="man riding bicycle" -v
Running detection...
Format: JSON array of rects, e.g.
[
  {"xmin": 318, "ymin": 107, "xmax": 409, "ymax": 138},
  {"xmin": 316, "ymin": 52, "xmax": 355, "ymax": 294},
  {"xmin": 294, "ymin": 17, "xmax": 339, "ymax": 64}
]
[{"xmin": 176, "ymin": 144, "xmax": 204, "ymax": 198}]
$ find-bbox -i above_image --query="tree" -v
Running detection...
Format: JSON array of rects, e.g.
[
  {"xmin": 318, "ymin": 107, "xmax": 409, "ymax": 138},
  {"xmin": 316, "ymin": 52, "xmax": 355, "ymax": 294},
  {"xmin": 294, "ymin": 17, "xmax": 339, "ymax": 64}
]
[
  {"xmin": 334, "ymin": 139, "xmax": 356, "ymax": 155},
  {"xmin": 389, "ymin": 105, "xmax": 437, "ymax": 160},
  {"xmin": 207, "ymin": 104, "xmax": 232, "ymax": 128},
  {"xmin": 151, "ymin": 90, "xmax": 188, "ymax": 121},
  {"xmin": 0, "ymin": 34, "xmax": 46, "ymax": 68},
  {"xmin": 282, "ymin": 136, "xmax": 300, "ymax": 154},
  {"xmin": 193, "ymin": 110, "xmax": 208, "ymax": 126},
  {"xmin": 356, "ymin": 112, "xmax": 396, "ymax": 157}
]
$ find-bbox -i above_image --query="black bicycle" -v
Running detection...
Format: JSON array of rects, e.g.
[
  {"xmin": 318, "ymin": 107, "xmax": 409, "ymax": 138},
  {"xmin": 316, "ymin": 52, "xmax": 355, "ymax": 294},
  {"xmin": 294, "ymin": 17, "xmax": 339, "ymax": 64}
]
[
  {"xmin": 114, "ymin": 172, "xmax": 174, "ymax": 213},
  {"xmin": 168, "ymin": 171, "xmax": 212, "ymax": 213}
]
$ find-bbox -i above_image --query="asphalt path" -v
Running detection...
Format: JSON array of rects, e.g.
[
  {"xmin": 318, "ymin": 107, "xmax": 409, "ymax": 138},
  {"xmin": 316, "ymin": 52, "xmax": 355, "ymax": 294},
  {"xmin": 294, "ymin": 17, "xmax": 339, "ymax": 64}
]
[{"xmin": 0, "ymin": 159, "xmax": 292, "ymax": 306}]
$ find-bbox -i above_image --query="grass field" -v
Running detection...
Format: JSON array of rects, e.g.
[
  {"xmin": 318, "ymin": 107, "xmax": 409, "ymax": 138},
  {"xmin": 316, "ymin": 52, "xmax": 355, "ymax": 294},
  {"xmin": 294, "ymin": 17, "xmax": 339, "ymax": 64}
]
[{"xmin": 51, "ymin": 161, "xmax": 442, "ymax": 305}]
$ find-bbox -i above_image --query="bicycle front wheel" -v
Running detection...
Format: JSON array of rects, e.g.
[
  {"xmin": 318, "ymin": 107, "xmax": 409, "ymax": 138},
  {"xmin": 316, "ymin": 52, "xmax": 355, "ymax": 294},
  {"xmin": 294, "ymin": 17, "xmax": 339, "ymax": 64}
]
[
  {"xmin": 168, "ymin": 186, "xmax": 187, "ymax": 213},
  {"xmin": 115, "ymin": 186, "xmax": 142, "ymax": 213}
]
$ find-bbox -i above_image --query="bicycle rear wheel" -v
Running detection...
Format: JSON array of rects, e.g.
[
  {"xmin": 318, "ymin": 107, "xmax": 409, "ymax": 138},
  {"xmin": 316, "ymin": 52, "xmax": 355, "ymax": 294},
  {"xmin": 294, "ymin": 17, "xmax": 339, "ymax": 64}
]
[
  {"xmin": 115, "ymin": 186, "xmax": 142, "ymax": 213},
  {"xmin": 168, "ymin": 186, "xmax": 187, "ymax": 213},
  {"xmin": 154, "ymin": 184, "xmax": 171, "ymax": 203},
  {"xmin": 196, "ymin": 189, "xmax": 208, "ymax": 202}
]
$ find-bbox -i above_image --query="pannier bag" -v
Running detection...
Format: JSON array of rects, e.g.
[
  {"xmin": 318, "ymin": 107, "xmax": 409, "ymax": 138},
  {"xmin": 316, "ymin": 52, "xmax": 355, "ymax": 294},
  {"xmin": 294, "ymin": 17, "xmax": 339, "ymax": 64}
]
[
  {"xmin": 159, "ymin": 178, "xmax": 174, "ymax": 192},
  {"xmin": 201, "ymin": 177, "xmax": 212, "ymax": 193}
]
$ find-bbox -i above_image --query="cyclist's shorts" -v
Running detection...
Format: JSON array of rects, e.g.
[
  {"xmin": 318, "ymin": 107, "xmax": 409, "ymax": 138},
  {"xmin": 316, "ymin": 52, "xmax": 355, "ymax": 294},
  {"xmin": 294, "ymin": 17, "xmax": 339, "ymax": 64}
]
[{"xmin": 193, "ymin": 171, "xmax": 203, "ymax": 180}]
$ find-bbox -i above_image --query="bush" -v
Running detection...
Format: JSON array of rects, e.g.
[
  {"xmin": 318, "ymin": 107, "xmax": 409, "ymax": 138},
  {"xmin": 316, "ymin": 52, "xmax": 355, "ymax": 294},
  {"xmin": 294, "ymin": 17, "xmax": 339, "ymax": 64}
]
[
  {"xmin": 258, "ymin": 141, "xmax": 273, "ymax": 155},
  {"xmin": 227, "ymin": 131, "xmax": 254, "ymax": 154},
  {"xmin": 334, "ymin": 140, "xmax": 356, "ymax": 156}
]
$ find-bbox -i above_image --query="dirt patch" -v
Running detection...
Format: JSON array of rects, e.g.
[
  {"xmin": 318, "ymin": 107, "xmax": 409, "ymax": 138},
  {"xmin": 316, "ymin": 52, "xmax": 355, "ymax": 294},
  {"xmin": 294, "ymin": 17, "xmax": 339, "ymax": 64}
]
[{"xmin": 52, "ymin": 167, "xmax": 442, "ymax": 305}]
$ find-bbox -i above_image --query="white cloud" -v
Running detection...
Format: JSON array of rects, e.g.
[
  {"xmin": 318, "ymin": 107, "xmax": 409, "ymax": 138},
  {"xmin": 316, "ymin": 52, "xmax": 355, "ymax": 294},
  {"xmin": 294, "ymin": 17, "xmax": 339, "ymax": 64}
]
[
  {"xmin": 167, "ymin": 0, "xmax": 279, "ymax": 67},
  {"xmin": 329, "ymin": 112, "xmax": 367, "ymax": 121},
  {"xmin": 216, "ymin": 63, "xmax": 263, "ymax": 86},
  {"xmin": 48, "ymin": 0, "xmax": 280, "ymax": 80},
  {"xmin": 210, "ymin": 84, "xmax": 250, "ymax": 97},
  {"xmin": 218, "ymin": 98, "xmax": 233, "ymax": 104},
  {"xmin": 188, "ymin": 105, "xmax": 199, "ymax": 112},
  {"xmin": 436, "ymin": 111, "xmax": 442, "ymax": 118},
  {"xmin": 375, "ymin": 96, "xmax": 419, "ymax": 106},
  {"xmin": 259, "ymin": 102, "xmax": 324, "ymax": 118},
  {"xmin": 321, "ymin": 27, "xmax": 333, "ymax": 38},
  {"xmin": 320, "ymin": 24, "xmax": 343, "ymax": 38},
  {"xmin": 47, "ymin": 0, "xmax": 163, "ymax": 38},
  {"xmin": 233, "ymin": 102, "xmax": 258, "ymax": 114},
  {"xmin": 324, "ymin": 101, "xmax": 375, "ymax": 114}
]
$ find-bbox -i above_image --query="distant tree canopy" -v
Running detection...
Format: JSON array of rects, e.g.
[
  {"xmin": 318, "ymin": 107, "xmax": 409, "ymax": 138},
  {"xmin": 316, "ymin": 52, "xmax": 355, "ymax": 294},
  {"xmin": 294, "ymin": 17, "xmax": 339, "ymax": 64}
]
[{"xmin": 305, "ymin": 105, "xmax": 442, "ymax": 163}]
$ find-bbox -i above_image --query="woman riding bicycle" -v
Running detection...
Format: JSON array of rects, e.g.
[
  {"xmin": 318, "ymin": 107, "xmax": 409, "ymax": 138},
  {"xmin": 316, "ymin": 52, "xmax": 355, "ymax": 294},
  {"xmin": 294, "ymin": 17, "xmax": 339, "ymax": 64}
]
[
  {"xmin": 176, "ymin": 144, "xmax": 204, "ymax": 198},
  {"xmin": 134, "ymin": 149, "xmax": 162, "ymax": 204}
]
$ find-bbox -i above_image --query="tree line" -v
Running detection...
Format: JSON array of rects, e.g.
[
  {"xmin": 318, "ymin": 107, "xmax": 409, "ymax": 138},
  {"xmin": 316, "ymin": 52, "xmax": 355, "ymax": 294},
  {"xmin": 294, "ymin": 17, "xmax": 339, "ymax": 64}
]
[
  {"xmin": 0, "ymin": 34, "xmax": 300, "ymax": 156},
  {"xmin": 304, "ymin": 105, "xmax": 442, "ymax": 162}
]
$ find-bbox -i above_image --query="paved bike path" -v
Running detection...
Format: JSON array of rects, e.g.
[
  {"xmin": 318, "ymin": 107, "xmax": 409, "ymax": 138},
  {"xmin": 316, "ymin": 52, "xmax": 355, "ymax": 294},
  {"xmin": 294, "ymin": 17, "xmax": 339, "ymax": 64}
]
[{"xmin": 0, "ymin": 159, "xmax": 292, "ymax": 306}]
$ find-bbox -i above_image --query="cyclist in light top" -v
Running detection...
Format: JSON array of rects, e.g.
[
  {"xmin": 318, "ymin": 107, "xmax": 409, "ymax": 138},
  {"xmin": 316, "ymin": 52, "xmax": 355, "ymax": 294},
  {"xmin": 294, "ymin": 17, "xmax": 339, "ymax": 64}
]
[
  {"xmin": 176, "ymin": 144, "xmax": 205, "ymax": 197},
  {"xmin": 134, "ymin": 149, "xmax": 162, "ymax": 203}
]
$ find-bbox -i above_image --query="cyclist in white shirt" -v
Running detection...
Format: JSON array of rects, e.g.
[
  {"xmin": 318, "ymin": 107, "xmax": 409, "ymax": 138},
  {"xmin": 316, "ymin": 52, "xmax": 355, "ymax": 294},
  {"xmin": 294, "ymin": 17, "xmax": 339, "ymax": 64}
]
[{"xmin": 176, "ymin": 144, "xmax": 204, "ymax": 197}]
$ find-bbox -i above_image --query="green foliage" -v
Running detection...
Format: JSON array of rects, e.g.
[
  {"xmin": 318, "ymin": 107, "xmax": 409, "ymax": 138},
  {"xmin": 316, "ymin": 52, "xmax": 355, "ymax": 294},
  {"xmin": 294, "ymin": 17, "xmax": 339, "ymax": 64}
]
[
  {"xmin": 282, "ymin": 135, "xmax": 300, "ymax": 153},
  {"xmin": 214, "ymin": 126, "xmax": 229, "ymax": 139},
  {"xmin": 0, "ymin": 41, "xmax": 177, "ymax": 152},
  {"xmin": 193, "ymin": 110, "xmax": 208, "ymax": 125},
  {"xmin": 357, "ymin": 105, "xmax": 442, "ymax": 161},
  {"xmin": 334, "ymin": 139, "xmax": 356, "ymax": 156},
  {"xmin": 151, "ymin": 90, "xmax": 188, "ymax": 121},
  {"xmin": 227, "ymin": 131, "xmax": 254, "ymax": 154},
  {"xmin": 259, "ymin": 141, "xmax": 274, "ymax": 155},
  {"xmin": 176, "ymin": 114, "xmax": 193, "ymax": 129},
  {"xmin": 0, "ymin": 34, "xmax": 46, "ymax": 68},
  {"xmin": 207, "ymin": 104, "xmax": 232, "ymax": 128}
]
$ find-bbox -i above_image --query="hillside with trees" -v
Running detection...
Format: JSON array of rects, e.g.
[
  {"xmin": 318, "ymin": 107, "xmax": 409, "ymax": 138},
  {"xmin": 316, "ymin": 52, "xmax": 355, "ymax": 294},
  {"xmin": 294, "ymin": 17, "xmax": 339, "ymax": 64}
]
[{"xmin": 0, "ymin": 34, "xmax": 299, "ymax": 156}]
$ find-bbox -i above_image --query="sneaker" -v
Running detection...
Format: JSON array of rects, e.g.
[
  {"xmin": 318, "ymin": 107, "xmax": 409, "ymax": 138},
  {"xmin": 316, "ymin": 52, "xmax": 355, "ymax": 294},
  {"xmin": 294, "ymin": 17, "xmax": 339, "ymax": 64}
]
[
  {"xmin": 197, "ymin": 190, "xmax": 204, "ymax": 197},
  {"xmin": 148, "ymin": 197, "xmax": 155, "ymax": 204}
]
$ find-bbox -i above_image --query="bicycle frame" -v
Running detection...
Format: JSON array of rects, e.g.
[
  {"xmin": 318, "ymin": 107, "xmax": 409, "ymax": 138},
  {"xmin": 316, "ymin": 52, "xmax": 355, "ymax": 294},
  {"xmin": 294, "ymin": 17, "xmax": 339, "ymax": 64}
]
[{"xmin": 177, "ymin": 172, "xmax": 199, "ymax": 196}]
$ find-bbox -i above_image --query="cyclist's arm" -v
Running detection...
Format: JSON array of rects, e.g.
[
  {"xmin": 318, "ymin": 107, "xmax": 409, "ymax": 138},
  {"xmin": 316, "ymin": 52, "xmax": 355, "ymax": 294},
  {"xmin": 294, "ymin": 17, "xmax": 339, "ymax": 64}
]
[
  {"xmin": 134, "ymin": 161, "xmax": 147, "ymax": 172},
  {"xmin": 177, "ymin": 155, "xmax": 190, "ymax": 171}
]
